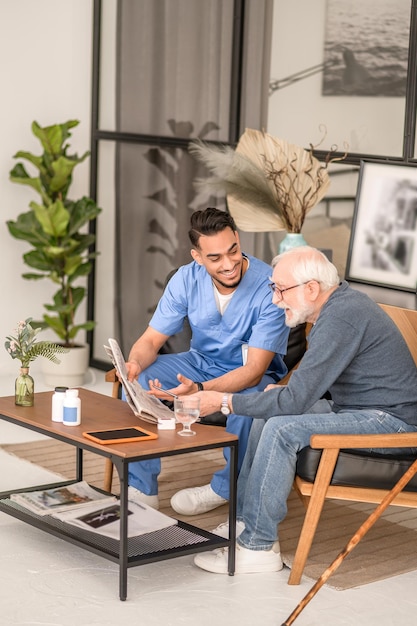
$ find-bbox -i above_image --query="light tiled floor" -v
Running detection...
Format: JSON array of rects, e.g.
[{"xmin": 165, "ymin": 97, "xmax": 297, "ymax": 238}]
[{"xmin": 1, "ymin": 369, "xmax": 417, "ymax": 625}]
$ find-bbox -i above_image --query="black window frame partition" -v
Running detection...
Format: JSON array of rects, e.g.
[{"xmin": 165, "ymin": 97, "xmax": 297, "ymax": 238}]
[
  {"xmin": 87, "ymin": 0, "xmax": 417, "ymax": 370},
  {"xmin": 87, "ymin": 0, "xmax": 247, "ymax": 369}
]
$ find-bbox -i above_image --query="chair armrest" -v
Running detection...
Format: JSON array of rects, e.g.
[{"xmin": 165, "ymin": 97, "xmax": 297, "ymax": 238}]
[
  {"xmin": 277, "ymin": 360, "xmax": 301, "ymax": 386},
  {"xmin": 310, "ymin": 432, "xmax": 417, "ymax": 450},
  {"xmin": 105, "ymin": 368, "xmax": 118, "ymax": 383},
  {"xmin": 105, "ymin": 368, "xmax": 121, "ymax": 399}
]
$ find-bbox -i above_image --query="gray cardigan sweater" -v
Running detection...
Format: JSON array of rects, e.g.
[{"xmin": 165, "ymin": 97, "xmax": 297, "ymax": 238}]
[{"xmin": 232, "ymin": 282, "xmax": 417, "ymax": 426}]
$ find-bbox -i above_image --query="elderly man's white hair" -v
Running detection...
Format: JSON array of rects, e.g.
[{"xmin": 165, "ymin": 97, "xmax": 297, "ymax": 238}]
[{"xmin": 271, "ymin": 246, "xmax": 339, "ymax": 291}]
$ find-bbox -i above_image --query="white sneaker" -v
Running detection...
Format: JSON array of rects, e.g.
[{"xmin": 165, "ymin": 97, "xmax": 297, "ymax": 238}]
[
  {"xmin": 212, "ymin": 520, "xmax": 246, "ymax": 539},
  {"xmin": 128, "ymin": 486, "xmax": 159, "ymax": 510},
  {"xmin": 194, "ymin": 541, "xmax": 283, "ymax": 574},
  {"xmin": 170, "ymin": 484, "xmax": 227, "ymax": 515}
]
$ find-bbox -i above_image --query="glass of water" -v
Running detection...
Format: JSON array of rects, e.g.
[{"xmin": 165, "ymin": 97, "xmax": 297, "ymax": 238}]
[{"xmin": 174, "ymin": 396, "xmax": 200, "ymax": 436}]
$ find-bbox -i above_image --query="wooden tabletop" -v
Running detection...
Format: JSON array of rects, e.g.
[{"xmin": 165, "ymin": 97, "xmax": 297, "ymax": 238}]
[{"xmin": 0, "ymin": 389, "xmax": 238, "ymax": 461}]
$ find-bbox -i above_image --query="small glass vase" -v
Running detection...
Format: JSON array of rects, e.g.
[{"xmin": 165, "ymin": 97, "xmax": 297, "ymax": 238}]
[
  {"xmin": 15, "ymin": 367, "xmax": 34, "ymax": 407},
  {"xmin": 278, "ymin": 232, "xmax": 307, "ymax": 254}
]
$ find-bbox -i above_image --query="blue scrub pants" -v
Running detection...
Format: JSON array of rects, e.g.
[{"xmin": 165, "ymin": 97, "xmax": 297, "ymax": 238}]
[{"xmin": 127, "ymin": 351, "xmax": 278, "ymax": 498}]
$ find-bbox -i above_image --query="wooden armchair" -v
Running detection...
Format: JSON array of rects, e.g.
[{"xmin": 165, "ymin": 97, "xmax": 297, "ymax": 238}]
[{"xmin": 288, "ymin": 303, "xmax": 417, "ymax": 585}]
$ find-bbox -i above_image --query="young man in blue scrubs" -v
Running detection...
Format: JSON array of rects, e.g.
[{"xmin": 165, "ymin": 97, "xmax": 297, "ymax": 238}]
[{"xmin": 125, "ymin": 207, "xmax": 289, "ymax": 514}]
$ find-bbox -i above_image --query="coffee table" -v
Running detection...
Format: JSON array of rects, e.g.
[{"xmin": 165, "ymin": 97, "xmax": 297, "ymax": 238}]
[{"xmin": 0, "ymin": 389, "xmax": 238, "ymax": 600}]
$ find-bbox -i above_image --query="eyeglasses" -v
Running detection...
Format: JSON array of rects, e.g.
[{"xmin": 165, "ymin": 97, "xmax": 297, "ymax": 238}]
[{"xmin": 268, "ymin": 281, "xmax": 310, "ymax": 299}]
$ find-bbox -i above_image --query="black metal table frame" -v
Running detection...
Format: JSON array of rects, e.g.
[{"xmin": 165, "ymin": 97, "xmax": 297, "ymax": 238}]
[{"xmin": 0, "ymin": 411, "xmax": 238, "ymax": 600}]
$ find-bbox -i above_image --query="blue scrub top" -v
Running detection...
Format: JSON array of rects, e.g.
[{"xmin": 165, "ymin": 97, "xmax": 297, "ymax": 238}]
[{"xmin": 149, "ymin": 254, "xmax": 289, "ymax": 379}]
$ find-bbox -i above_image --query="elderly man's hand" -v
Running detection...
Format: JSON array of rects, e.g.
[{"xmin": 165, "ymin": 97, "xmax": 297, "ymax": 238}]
[
  {"xmin": 193, "ymin": 390, "xmax": 224, "ymax": 417},
  {"xmin": 264, "ymin": 382, "xmax": 282, "ymax": 391}
]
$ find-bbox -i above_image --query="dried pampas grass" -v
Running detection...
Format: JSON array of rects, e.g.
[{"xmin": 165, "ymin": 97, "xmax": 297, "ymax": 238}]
[{"xmin": 189, "ymin": 128, "xmax": 339, "ymax": 233}]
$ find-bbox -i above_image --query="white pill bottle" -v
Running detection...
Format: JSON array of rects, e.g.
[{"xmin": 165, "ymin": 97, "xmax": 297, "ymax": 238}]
[
  {"xmin": 51, "ymin": 386, "xmax": 69, "ymax": 422},
  {"xmin": 62, "ymin": 389, "xmax": 81, "ymax": 426}
]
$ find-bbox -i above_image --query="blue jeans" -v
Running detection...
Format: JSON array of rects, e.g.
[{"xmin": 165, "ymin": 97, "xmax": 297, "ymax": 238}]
[
  {"xmin": 236, "ymin": 400, "xmax": 417, "ymax": 551},
  {"xmin": 127, "ymin": 351, "xmax": 279, "ymax": 497}
]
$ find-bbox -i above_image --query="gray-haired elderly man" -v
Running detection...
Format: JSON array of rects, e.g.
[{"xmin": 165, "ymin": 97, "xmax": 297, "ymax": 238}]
[{"xmin": 192, "ymin": 246, "xmax": 417, "ymax": 574}]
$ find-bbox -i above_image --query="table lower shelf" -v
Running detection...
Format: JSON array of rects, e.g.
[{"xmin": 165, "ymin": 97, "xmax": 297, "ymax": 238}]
[{"xmin": 0, "ymin": 498, "xmax": 229, "ymax": 566}]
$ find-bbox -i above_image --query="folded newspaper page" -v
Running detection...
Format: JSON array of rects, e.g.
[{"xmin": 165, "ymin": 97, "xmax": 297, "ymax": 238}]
[
  {"xmin": 104, "ymin": 338, "xmax": 175, "ymax": 425},
  {"xmin": 10, "ymin": 481, "xmax": 117, "ymax": 516},
  {"xmin": 52, "ymin": 499, "xmax": 177, "ymax": 539}
]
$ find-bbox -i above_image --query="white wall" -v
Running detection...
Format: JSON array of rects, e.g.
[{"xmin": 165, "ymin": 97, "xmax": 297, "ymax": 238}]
[{"xmin": 0, "ymin": 1, "xmax": 93, "ymax": 374}]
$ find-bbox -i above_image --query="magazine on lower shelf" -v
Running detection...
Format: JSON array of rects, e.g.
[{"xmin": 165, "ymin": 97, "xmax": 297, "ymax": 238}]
[
  {"xmin": 10, "ymin": 481, "xmax": 117, "ymax": 517},
  {"xmin": 104, "ymin": 337, "xmax": 175, "ymax": 426},
  {"xmin": 52, "ymin": 498, "xmax": 178, "ymax": 539}
]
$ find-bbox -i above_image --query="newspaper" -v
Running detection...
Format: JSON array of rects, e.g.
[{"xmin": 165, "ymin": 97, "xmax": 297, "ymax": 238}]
[
  {"xmin": 10, "ymin": 481, "xmax": 117, "ymax": 517},
  {"xmin": 52, "ymin": 499, "xmax": 177, "ymax": 539},
  {"xmin": 104, "ymin": 338, "xmax": 175, "ymax": 425}
]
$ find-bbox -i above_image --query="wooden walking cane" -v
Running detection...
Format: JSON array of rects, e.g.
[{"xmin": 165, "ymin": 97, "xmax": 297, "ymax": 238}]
[{"xmin": 281, "ymin": 456, "xmax": 417, "ymax": 626}]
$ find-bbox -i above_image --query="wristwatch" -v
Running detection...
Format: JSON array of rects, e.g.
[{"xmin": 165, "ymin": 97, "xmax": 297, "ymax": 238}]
[{"xmin": 220, "ymin": 393, "xmax": 231, "ymax": 416}]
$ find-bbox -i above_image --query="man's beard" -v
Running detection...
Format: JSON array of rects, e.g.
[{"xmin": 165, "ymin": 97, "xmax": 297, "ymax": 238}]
[{"xmin": 279, "ymin": 297, "xmax": 314, "ymax": 328}]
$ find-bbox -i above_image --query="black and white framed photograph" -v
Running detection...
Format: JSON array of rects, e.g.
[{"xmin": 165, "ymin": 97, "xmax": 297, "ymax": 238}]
[
  {"xmin": 345, "ymin": 161, "xmax": 417, "ymax": 292},
  {"xmin": 322, "ymin": 0, "xmax": 410, "ymax": 97}
]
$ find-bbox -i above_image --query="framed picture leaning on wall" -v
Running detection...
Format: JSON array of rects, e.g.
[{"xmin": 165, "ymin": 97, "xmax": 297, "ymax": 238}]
[{"xmin": 345, "ymin": 160, "xmax": 417, "ymax": 292}]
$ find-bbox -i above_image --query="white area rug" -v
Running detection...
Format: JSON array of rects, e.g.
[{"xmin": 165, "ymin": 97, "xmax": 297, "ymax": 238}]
[{"xmin": 0, "ymin": 448, "xmax": 64, "ymax": 491}]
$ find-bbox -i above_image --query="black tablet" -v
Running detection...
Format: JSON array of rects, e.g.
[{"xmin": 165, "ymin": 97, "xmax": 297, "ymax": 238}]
[{"xmin": 83, "ymin": 426, "xmax": 158, "ymax": 444}]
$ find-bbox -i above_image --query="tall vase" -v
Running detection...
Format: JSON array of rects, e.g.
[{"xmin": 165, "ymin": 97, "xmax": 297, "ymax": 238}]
[
  {"xmin": 278, "ymin": 232, "xmax": 307, "ymax": 254},
  {"xmin": 15, "ymin": 367, "xmax": 34, "ymax": 407}
]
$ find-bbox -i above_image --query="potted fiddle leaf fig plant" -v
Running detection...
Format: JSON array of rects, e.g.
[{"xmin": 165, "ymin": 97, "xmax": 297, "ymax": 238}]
[{"xmin": 7, "ymin": 120, "xmax": 102, "ymax": 386}]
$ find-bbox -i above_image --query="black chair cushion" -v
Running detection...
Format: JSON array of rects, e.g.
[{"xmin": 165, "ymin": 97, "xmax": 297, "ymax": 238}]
[
  {"xmin": 283, "ymin": 323, "xmax": 306, "ymax": 371},
  {"xmin": 199, "ymin": 411, "xmax": 227, "ymax": 427},
  {"xmin": 296, "ymin": 446, "xmax": 417, "ymax": 492}
]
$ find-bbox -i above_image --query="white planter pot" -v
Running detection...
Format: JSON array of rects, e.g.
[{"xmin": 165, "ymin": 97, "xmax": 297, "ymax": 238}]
[{"xmin": 41, "ymin": 344, "xmax": 90, "ymax": 388}]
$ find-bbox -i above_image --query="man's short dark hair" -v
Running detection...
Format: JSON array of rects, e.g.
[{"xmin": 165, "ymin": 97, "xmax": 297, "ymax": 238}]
[{"xmin": 188, "ymin": 208, "xmax": 237, "ymax": 248}]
